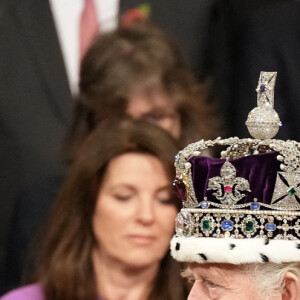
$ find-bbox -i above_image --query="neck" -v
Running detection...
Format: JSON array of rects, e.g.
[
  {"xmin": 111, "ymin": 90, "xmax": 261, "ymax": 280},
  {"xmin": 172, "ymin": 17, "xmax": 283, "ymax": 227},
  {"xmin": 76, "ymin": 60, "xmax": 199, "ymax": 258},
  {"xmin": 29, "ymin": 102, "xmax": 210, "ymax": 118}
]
[{"xmin": 92, "ymin": 248, "xmax": 160, "ymax": 300}]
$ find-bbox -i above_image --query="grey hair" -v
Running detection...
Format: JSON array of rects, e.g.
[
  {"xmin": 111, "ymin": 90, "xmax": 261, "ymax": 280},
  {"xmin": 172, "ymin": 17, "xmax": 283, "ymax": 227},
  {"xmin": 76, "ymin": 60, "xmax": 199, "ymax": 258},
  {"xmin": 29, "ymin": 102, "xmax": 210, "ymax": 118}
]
[{"xmin": 243, "ymin": 262, "xmax": 300, "ymax": 300}]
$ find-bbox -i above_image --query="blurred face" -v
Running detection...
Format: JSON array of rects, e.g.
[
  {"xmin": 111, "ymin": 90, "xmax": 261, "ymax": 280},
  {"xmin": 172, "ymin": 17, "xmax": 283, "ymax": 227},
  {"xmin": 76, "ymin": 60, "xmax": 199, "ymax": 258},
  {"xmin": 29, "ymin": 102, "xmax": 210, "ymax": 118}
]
[
  {"xmin": 126, "ymin": 90, "xmax": 181, "ymax": 139},
  {"xmin": 93, "ymin": 153, "xmax": 177, "ymax": 269},
  {"xmin": 187, "ymin": 263, "xmax": 261, "ymax": 300}
]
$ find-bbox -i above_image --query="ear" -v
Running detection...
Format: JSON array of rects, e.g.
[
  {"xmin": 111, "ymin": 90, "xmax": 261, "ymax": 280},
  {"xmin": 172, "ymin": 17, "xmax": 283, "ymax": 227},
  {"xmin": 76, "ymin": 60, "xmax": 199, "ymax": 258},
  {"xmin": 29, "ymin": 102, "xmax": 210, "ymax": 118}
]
[{"xmin": 282, "ymin": 272, "xmax": 300, "ymax": 300}]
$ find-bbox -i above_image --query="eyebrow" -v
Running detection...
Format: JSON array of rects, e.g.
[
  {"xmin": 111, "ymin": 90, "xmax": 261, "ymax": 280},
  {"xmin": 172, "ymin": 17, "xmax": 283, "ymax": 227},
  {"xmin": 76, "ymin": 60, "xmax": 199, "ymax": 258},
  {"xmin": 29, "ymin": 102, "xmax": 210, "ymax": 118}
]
[
  {"xmin": 107, "ymin": 184, "xmax": 136, "ymax": 191},
  {"xmin": 199, "ymin": 270, "xmax": 228, "ymax": 288},
  {"xmin": 156, "ymin": 185, "xmax": 172, "ymax": 192},
  {"xmin": 187, "ymin": 266, "xmax": 219, "ymax": 283},
  {"xmin": 108, "ymin": 184, "xmax": 171, "ymax": 192}
]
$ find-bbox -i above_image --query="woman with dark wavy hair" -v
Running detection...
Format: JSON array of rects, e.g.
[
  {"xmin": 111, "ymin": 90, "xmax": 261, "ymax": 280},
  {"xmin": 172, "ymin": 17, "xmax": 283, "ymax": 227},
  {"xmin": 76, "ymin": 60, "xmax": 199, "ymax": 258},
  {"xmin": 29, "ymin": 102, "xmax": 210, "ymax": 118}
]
[
  {"xmin": 66, "ymin": 21, "xmax": 220, "ymax": 161},
  {"xmin": 1, "ymin": 119, "xmax": 189, "ymax": 300}
]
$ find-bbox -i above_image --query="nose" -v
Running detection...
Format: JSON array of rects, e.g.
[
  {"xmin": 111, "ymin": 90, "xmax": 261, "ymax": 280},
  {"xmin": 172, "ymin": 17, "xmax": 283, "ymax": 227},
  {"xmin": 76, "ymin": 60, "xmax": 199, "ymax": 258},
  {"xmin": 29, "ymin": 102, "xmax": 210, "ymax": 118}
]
[
  {"xmin": 136, "ymin": 197, "xmax": 155, "ymax": 225},
  {"xmin": 188, "ymin": 282, "xmax": 208, "ymax": 300}
]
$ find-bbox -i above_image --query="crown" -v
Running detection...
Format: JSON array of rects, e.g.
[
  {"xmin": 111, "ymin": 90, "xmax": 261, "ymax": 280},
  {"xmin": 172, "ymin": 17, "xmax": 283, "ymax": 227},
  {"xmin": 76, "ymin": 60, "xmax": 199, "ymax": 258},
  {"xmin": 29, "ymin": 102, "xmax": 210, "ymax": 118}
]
[{"xmin": 170, "ymin": 72, "xmax": 300, "ymax": 264}]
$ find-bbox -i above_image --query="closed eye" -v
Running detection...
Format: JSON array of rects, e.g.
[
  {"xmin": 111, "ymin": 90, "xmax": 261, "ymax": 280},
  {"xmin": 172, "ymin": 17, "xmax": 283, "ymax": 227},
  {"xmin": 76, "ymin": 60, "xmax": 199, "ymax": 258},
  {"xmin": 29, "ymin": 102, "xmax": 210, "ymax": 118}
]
[
  {"xmin": 157, "ymin": 196, "xmax": 173, "ymax": 204},
  {"xmin": 156, "ymin": 188, "xmax": 173, "ymax": 204},
  {"xmin": 113, "ymin": 194, "xmax": 132, "ymax": 201}
]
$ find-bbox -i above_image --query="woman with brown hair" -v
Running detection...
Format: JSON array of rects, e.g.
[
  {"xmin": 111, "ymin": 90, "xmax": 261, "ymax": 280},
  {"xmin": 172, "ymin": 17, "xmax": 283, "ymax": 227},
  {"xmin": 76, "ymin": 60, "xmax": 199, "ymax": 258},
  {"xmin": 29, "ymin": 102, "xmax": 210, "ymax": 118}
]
[
  {"xmin": 1, "ymin": 119, "xmax": 188, "ymax": 300},
  {"xmin": 66, "ymin": 21, "xmax": 219, "ymax": 161}
]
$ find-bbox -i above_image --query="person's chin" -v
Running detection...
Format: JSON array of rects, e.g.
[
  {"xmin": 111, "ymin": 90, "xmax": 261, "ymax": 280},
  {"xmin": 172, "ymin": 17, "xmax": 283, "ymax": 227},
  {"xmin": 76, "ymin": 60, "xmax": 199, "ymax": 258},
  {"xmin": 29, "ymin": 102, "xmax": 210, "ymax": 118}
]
[{"xmin": 123, "ymin": 255, "xmax": 161, "ymax": 270}]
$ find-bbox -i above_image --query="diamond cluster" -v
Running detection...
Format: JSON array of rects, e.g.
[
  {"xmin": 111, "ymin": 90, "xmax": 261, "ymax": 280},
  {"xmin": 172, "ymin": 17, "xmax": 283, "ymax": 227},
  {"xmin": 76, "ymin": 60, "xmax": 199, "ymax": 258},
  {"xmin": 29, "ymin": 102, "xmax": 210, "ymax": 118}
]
[
  {"xmin": 245, "ymin": 72, "xmax": 281, "ymax": 139},
  {"xmin": 207, "ymin": 161, "xmax": 251, "ymax": 205},
  {"xmin": 246, "ymin": 106, "xmax": 281, "ymax": 139}
]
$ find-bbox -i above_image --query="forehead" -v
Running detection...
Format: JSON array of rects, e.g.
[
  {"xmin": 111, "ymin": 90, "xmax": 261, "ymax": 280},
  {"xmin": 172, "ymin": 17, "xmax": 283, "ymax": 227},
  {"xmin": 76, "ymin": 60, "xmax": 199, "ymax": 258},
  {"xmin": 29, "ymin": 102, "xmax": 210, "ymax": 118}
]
[
  {"xmin": 102, "ymin": 152, "xmax": 169, "ymax": 184},
  {"xmin": 128, "ymin": 90, "xmax": 175, "ymax": 111}
]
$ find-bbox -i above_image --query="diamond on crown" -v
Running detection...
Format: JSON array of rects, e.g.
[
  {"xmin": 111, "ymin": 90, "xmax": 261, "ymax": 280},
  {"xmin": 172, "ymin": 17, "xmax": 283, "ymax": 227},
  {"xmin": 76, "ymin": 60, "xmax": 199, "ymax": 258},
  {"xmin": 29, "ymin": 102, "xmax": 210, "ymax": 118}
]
[
  {"xmin": 207, "ymin": 161, "xmax": 251, "ymax": 206},
  {"xmin": 246, "ymin": 72, "xmax": 281, "ymax": 139}
]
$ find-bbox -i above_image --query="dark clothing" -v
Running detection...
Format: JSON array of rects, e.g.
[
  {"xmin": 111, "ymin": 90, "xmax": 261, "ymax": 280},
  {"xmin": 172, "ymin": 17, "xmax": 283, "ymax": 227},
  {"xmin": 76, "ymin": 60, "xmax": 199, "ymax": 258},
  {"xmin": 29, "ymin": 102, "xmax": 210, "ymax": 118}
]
[
  {"xmin": 207, "ymin": 0, "xmax": 300, "ymax": 140},
  {"xmin": 0, "ymin": 0, "xmax": 72, "ymax": 293},
  {"xmin": 5, "ymin": 177, "xmax": 63, "ymax": 290}
]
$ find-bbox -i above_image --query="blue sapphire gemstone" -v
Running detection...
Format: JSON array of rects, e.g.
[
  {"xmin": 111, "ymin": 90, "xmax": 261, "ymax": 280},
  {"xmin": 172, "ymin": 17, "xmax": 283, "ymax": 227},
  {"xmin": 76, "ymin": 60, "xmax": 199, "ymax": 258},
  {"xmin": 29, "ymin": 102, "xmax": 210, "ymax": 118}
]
[
  {"xmin": 199, "ymin": 200, "xmax": 209, "ymax": 208},
  {"xmin": 265, "ymin": 223, "xmax": 276, "ymax": 232},
  {"xmin": 222, "ymin": 220, "xmax": 233, "ymax": 231},
  {"xmin": 259, "ymin": 84, "xmax": 266, "ymax": 93},
  {"xmin": 251, "ymin": 202, "xmax": 260, "ymax": 210}
]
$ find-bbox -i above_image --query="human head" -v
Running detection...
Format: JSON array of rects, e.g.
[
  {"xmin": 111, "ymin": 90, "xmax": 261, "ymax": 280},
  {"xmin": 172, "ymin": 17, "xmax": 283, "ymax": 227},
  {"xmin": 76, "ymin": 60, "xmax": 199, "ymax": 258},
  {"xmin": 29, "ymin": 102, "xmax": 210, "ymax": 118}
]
[
  {"xmin": 66, "ymin": 21, "xmax": 219, "ymax": 161},
  {"xmin": 92, "ymin": 151, "xmax": 178, "ymax": 270},
  {"xmin": 170, "ymin": 72, "xmax": 300, "ymax": 299},
  {"xmin": 185, "ymin": 262, "xmax": 300, "ymax": 300},
  {"xmin": 36, "ymin": 119, "xmax": 187, "ymax": 300}
]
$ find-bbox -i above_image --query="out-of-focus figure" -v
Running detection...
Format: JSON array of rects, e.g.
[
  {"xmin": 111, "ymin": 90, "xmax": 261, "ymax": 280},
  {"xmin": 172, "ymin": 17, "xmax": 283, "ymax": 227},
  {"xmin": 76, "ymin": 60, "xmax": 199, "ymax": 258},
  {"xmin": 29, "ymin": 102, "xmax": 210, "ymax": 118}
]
[
  {"xmin": 1, "ymin": 119, "xmax": 189, "ymax": 300},
  {"xmin": 67, "ymin": 22, "xmax": 219, "ymax": 161}
]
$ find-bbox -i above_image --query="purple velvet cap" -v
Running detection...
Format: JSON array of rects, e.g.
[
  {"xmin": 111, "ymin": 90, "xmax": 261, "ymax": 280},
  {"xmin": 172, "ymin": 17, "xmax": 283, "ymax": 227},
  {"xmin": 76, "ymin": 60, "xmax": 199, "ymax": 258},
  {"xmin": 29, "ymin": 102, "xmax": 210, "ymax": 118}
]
[{"xmin": 189, "ymin": 151, "xmax": 280, "ymax": 206}]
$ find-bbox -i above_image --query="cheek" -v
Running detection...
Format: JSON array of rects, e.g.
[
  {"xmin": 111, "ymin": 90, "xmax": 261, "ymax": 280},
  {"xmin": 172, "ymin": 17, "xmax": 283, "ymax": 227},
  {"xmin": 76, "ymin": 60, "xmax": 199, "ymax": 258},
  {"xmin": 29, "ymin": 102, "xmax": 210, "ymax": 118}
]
[
  {"xmin": 156, "ymin": 206, "xmax": 178, "ymax": 235},
  {"xmin": 92, "ymin": 201, "xmax": 126, "ymax": 246},
  {"xmin": 171, "ymin": 117, "xmax": 182, "ymax": 139},
  {"xmin": 159, "ymin": 116, "xmax": 182, "ymax": 139},
  {"xmin": 92, "ymin": 208, "xmax": 109, "ymax": 246}
]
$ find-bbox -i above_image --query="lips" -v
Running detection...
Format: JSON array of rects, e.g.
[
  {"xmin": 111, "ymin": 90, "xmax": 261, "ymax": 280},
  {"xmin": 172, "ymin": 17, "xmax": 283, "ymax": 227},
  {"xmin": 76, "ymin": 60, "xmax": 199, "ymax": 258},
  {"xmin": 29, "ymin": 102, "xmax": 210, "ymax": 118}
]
[{"xmin": 128, "ymin": 234, "xmax": 156, "ymax": 245}]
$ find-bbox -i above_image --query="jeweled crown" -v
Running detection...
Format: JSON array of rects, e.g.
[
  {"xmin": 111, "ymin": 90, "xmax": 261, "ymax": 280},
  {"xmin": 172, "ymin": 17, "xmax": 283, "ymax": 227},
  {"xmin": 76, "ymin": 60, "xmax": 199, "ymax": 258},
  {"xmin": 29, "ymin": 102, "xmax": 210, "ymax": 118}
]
[{"xmin": 171, "ymin": 72, "xmax": 300, "ymax": 264}]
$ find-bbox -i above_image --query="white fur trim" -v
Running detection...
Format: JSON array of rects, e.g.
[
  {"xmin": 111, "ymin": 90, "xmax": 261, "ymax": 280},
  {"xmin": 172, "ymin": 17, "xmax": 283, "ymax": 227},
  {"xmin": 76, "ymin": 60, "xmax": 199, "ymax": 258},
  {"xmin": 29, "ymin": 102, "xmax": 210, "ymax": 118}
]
[{"xmin": 170, "ymin": 236, "xmax": 300, "ymax": 264}]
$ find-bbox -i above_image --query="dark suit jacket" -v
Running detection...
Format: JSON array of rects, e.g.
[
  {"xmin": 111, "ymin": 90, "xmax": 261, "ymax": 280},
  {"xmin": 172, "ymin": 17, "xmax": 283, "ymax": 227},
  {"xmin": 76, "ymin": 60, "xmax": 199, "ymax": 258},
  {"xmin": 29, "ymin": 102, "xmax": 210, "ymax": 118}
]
[
  {"xmin": 207, "ymin": 0, "xmax": 299, "ymax": 140},
  {"xmin": 0, "ymin": 0, "xmax": 72, "ymax": 292},
  {"xmin": 231, "ymin": 1, "xmax": 300, "ymax": 140}
]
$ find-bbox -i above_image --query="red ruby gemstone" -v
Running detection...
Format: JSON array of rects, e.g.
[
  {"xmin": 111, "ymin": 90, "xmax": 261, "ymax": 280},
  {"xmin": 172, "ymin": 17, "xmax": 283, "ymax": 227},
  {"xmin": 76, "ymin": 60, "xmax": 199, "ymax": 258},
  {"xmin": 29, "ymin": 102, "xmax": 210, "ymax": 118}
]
[
  {"xmin": 224, "ymin": 186, "xmax": 232, "ymax": 192},
  {"xmin": 173, "ymin": 180, "xmax": 187, "ymax": 201}
]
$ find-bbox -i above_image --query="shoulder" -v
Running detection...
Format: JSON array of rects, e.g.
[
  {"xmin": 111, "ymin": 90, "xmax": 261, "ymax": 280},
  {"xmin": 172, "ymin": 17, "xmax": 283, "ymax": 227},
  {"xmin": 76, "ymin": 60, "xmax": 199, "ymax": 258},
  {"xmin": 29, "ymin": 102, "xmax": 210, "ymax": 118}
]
[{"xmin": 0, "ymin": 284, "xmax": 44, "ymax": 300}]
